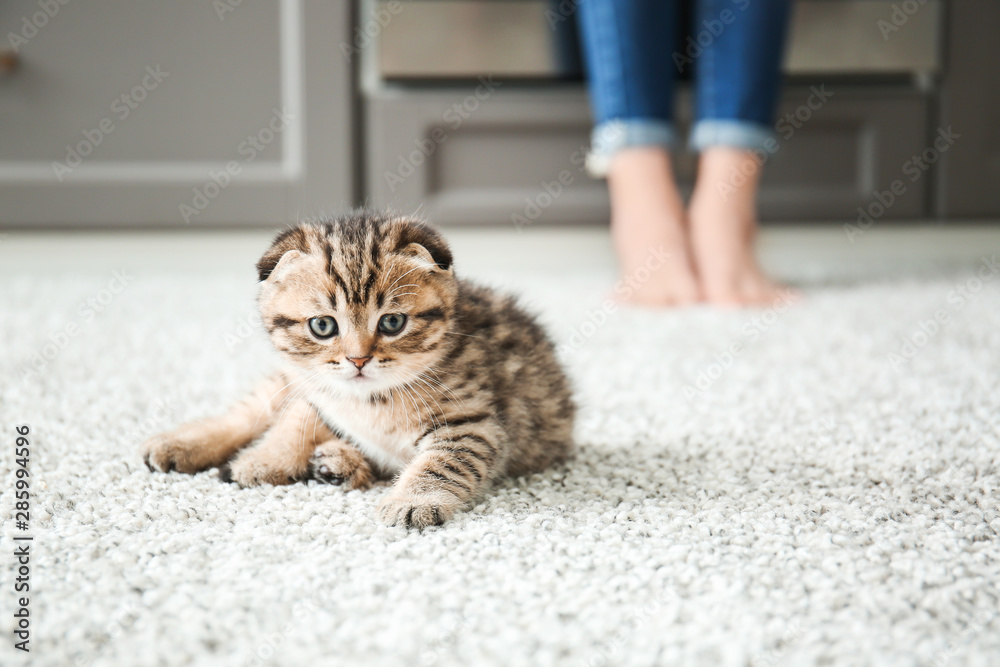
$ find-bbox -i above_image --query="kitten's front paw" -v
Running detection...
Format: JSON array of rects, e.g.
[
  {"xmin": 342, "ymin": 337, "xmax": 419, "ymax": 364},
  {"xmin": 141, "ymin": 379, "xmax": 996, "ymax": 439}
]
[
  {"xmin": 376, "ymin": 490, "xmax": 460, "ymax": 528},
  {"xmin": 309, "ymin": 440, "xmax": 374, "ymax": 490},
  {"xmin": 142, "ymin": 433, "xmax": 202, "ymax": 474},
  {"xmin": 219, "ymin": 448, "xmax": 301, "ymax": 487}
]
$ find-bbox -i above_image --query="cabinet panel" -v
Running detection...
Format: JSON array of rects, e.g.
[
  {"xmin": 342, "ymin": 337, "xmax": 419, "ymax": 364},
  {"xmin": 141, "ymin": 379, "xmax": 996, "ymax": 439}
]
[
  {"xmin": 937, "ymin": 0, "xmax": 1000, "ymax": 218},
  {"xmin": 759, "ymin": 90, "xmax": 928, "ymax": 220},
  {"xmin": 367, "ymin": 86, "xmax": 929, "ymax": 224},
  {"xmin": 0, "ymin": 0, "xmax": 353, "ymax": 226}
]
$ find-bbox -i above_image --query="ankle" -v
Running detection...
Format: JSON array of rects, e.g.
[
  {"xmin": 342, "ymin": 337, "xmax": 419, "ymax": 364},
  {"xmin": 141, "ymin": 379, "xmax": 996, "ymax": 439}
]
[
  {"xmin": 607, "ymin": 148, "xmax": 684, "ymax": 212},
  {"xmin": 692, "ymin": 153, "xmax": 763, "ymax": 224},
  {"xmin": 695, "ymin": 147, "xmax": 762, "ymax": 200},
  {"xmin": 608, "ymin": 146, "xmax": 675, "ymax": 180}
]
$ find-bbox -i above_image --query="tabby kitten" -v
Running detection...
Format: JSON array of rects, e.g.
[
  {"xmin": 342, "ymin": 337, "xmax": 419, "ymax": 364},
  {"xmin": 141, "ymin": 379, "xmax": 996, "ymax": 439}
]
[{"xmin": 142, "ymin": 210, "xmax": 574, "ymax": 527}]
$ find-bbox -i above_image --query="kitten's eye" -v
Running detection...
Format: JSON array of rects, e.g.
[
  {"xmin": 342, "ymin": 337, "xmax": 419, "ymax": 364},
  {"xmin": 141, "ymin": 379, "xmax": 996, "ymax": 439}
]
[
  {"xmin": 378, "ymin": 313, "xmax": 407, "ymax": 335},
  {"xmin": 308, "ymin": 316, "xmax": 338, "ymax": 338}
]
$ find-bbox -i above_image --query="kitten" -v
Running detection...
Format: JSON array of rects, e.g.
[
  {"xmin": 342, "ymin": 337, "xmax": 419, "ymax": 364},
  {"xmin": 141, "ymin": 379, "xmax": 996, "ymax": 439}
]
[{"xmin": 141, "ymin": 210, "xmax": 575, "ymax": 528}]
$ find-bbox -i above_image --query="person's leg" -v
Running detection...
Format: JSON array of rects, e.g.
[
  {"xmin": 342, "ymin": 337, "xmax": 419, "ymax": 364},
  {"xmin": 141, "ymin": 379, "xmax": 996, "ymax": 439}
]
[
  {"xmin": 688, "ymin": 0, "xmax": 793, "ymax": 305},
  {"xmin": 577, "ymin": 0, "xmax": 699, "ymax": 306}
]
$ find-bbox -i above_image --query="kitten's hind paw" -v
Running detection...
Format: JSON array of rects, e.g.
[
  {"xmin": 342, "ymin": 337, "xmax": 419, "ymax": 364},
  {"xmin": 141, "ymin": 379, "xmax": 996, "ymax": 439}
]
[
  {"xmin": 376, "ymin": 491, "xmax": 459, "ymax": 529},
  {"xmin": 308, "ymin": 440, "xmax": 374, "ymax": 490},
  {"xmin": 141, "ymin": 425, "xmax": 237, "ymax": 475},
  {"xmin": 142, "ymin": 434, "xmax": 198, "ymax": 474}
]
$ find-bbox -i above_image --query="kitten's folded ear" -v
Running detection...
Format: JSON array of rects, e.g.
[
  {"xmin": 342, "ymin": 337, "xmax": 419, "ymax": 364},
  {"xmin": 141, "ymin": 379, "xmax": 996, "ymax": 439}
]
[
  {"xmin": 257, "ymin": 226, "xmax": 309, "ymax": 281},
  {"xmin": 394, "ymin": 221, "xmax": 453, "ymax": 273}
]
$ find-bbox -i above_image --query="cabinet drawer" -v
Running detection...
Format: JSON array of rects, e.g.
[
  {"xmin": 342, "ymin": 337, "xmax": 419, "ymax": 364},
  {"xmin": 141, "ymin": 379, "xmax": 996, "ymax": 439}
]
[{"xmin": 366, "ymin": 85, "xmax": 930, "ymax": 224}]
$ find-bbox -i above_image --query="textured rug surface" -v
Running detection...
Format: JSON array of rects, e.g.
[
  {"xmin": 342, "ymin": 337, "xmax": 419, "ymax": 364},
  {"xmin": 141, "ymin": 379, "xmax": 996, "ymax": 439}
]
[{"xmin": 1, "ymin": 240, "xmax": 999, "ymax": 667}]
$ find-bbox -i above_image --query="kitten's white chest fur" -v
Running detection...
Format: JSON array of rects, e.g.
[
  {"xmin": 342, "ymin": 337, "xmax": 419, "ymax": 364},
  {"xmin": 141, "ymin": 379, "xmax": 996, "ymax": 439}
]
[{"xmin": 305, "ymin": 385, "xmax": 421, "ymax": 474}]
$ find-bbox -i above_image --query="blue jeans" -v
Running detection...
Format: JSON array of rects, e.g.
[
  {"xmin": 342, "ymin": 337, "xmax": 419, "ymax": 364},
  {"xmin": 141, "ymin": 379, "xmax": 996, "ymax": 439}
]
[{"xmin": 577, "ymin": 0, "xmax": 793, "ymax": 174}]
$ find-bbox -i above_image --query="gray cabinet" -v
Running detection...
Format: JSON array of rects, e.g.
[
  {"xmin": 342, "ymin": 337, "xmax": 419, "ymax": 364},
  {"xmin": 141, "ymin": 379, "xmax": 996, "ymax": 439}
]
[
  {"xmin": 366, "ymin": 84, "xmax": 929, "ymax": 225},
  {"xmin": 0, "ymin": 0, "xmax": 353, "ymax": 226},
  {"xmin": 363, "ymin": 0, "xmax": 942, "ymax": 224},
  {"xmin": 3, "ymin": 0, "xmax": 994, "ymax": 226},
  {"xmin": 757, "ymin": 88, "xmax": 929, "ymax": 221},
  {"xmin": 366, "ymin": 87, "xmax": 603, "ymax": 227},
  {"xmin": 937, "ymin": 0, "xmax": 1000, "ymax": 218}
]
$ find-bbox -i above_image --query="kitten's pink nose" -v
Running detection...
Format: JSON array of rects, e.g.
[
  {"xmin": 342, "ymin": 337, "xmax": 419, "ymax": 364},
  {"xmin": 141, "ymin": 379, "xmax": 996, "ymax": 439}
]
[{"xmin": 347, "ymin": 356, "xmax": 372, "ymax": 369}]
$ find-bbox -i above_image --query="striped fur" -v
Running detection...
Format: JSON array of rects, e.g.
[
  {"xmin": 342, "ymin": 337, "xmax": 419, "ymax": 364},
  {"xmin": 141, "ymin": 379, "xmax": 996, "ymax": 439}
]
[{"xmin": 142, "ymin": 210, "xmax": 575, "ymax": 528}]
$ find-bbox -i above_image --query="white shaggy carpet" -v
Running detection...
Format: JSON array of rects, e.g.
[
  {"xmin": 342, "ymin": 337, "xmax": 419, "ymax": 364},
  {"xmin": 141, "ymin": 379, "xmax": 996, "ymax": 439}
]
[{"xmin": 1, "ymin": 229, "xmax": 999, "ymax": 666}]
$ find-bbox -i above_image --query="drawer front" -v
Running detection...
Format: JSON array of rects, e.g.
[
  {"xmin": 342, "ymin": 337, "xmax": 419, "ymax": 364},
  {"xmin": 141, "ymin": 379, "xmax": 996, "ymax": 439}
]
[
  {"xmin": 377, "ymin": 0, "xmax": 942, "ymax": 79},
  {"xmin": 366, "ymin": 85, "xmax": 929, "ymax": 224}
]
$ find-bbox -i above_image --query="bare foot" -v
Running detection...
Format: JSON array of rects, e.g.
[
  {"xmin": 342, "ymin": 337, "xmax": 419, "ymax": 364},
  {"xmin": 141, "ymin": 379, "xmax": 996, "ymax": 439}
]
[
  {"xmin": 606, "ymin": 148, "xmax": 700, "ymax": 306},
  {"xmin": 689, "ymin": 147, "xmax": 785, "ymax": 306}
]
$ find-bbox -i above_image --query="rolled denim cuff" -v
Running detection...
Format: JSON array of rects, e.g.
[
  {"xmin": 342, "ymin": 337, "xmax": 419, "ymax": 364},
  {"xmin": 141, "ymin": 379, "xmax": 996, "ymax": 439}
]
[
  {"xmin": 585, "ymin": 119, "xmax": 676, "ymax": 178},
  {"xmin": 690, "ymin": 120, "xmax": 774, "ymax": 153}
]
